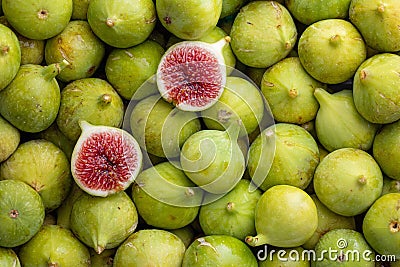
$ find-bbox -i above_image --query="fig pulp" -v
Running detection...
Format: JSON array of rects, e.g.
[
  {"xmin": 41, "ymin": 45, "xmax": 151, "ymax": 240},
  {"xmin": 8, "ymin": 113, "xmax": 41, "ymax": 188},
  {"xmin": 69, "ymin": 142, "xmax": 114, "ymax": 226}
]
[
  {"xmin": 71, "ymin": 121, "xmax": 142, "ymax": 197},
  {"xmin": 0, "ymin": 23, "xmax": 20, "ymax": 91}
]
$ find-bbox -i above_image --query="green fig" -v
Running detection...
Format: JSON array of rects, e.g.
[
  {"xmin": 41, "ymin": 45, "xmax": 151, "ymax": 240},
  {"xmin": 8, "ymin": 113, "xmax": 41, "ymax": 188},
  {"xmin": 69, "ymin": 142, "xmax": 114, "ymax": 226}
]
[
  {"xmin": 314, "ymin": 88, "xmax": 379, "ymax": 152},
  {"xmin": 169, "ymin": 226, "xmax": 195, "ymax": 249},
  {"xmin": 90, "ymin": 248, "xmax": 115, "ymax": 267},
  {"xmin": 37, "ymin": 122, "xmax": 75, "ymax": 160},
  {"xmin": 220, "ymin": 0, "xmax": 247, "ymax": 18},
  {"xmin": 0, "ymin": 115, "xmax": 19, "ymax": 162},
  {"xmin": 72, "ymin": 0, "xmax": 91, "ymax": 20},
  {"xmin": 0, "ymin": 24, "xmax": 20, "ymax": 91},
  {"xmin": 0, "ymin": 247, "xmax": 20, "ymax": 267},
  {"xmin": 381, "ymin": 176, "xmax": 400, "ymax": 196},
  {"xmin": 0, "ymin": 61, "xmax": 68, "ymax": 133},
  {"xmin": 56, "ymin": 183, "xmax": 84, "ymax": 229},
  {"xmin": 313, "ymin": 148, "xmax": 383, "ymax": 216}
]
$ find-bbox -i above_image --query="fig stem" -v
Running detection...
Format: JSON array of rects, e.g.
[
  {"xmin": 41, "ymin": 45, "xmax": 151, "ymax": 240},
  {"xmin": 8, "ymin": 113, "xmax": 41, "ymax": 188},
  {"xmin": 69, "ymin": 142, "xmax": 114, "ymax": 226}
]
[
  {"xmin": 288, "ymin": 88, "xmax": 298, "ymax": 98},
  {"xmin": 329, "ymin": 34, "xmax": 341, "ymax": 45},
  {"xmin": 226, "ymin": 202, "xmax": 235, "ymax": 212},
  {"xmin": 313, "ymin": 88, "xmax": 332, "ymax": 106},
  {"xmin": 100, "ymin": 94, "xmax": 113, "ymax": 105},
  {"xmin": 210, "ymin": 36, "xmax": 231, "ymax": 52},
  {"xmin": 42, "ymin": 59, "xmax": 70, "ymax": 81},
  {"xmin": 1, "ymin": 45, "xmax": 10, "ymax": 55},
  {"xmin": 245, "ymin": 234, "xmax": 269, "ymax": 247}
]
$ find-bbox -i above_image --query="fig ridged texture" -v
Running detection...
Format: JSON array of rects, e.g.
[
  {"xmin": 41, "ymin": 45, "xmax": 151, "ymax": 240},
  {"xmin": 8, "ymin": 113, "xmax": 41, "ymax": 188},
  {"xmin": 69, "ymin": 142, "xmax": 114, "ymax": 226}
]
[
  {"xmin": 18, "ymin": 225, "xmax": 91, "ymax": 267},
  {"xmin": 314, "ymin": 88, "xmax": 379, "ymax": 152},
  {"xmin": 201, "ymin": 76, "xmax": 265, "ymax": 137},
  {"xmin": 0, "ymin": 63, "xmax": 64, "ymax": 133},
  {"xmin": 2, "ymin": 0, "xmax": 72, "ymax": 40},
  {"xmin": 132, "ymin": 162, "xmax": 202, "ymax": 229},
  {"xmin": 298, "ymin": 19, "xmax": 366, "ymax": 84},
  {"xmin": 105, "ymin": 40, "xmax": 165, "ymax": 100},
  {"xmin": 247, "ymin": 185, "xmax": 318, "ymax": 247},
  {"xmin": 0, "ymin": 139, "xmax": 72, "ymax": 212},
  {"xmin": 313, "ymin": 229, "xmax": 375, "ymax": 266},
  {"xmin": 353, "ymin": 53, "xmax": 400, "ymax": 124},
  {"xmin": 313, "ymin": 148, "xmax": 383, "ymax": 216},
  {"xmin": 373, "ymin": 120, "xmax": 400, "ymax": 180},
  {"xmin": 180, "ymin": 124, "xmax": 245, "ymax": 194},
  {"xmin": 285, "ymin": 0, "xmax": 351, "ymax": 25},
  {"xmin": 247, "ymin": 123, "xmax": 319, "ymax": 191},
  {"xmin": 113, "ymin": 229, "xmax": 186, "ymax": 267},
  {"xmin": 261, "ymin": 57, "xmax": 324, "ymax": 124},
  {"xmin": 182, "ymin": 235, "xmax": 258, "ymax": 267},
  {"xmin": 199, "ymin": 179, "xmax": 262, "ymax": 241},
  {"xmin": 0, "ymin": 180, "xmax": 45, "ymax": 248},
  {"xmin": 258, "ymin": 246, "xmax": 310, "ymax": 266},
  {"xmin": 72, "ymin": 0, "xmax": 90, "ymax": 20},
  {"xmin": 0, "ymin": 115, "xmax": 19, "ymax": 162},
  {"xmin": 70, "ymin": 191, "xmax": 139, "ymax": 254},
  {"xmin": 56, "ymin": 78, "xmax": 124, "ymax": 142},
  {"xmin": 130, "ymin": 95, "xmax": 201, "ymax": 158},
  {"xmin": 0, "ymin": 24, "xmax": 20, "ymax": 91},
  {"xmin": 349, "ymin": 0, "xmax": 400, "ymax": 52},
  {"xmin": 87, "ymin": 0, "xmax": 156, "ymax": 48},
  {"xmin": 362, "ymin": 193, "xmax": 400, "ymax": 259},
  {"xmin": 0, "ymin": 247, "xmax": 20, "ymax": 267},
  {"xmin": 230, "ymin": 1, "xmax": 297, "ymax": 68},
  {"xmin": 156, "ymin": 0, "xmax": 222, "ymax": 40},
  {"xmin": 45, "ymin": 20, "xmax": 106, "ymax": 83}
]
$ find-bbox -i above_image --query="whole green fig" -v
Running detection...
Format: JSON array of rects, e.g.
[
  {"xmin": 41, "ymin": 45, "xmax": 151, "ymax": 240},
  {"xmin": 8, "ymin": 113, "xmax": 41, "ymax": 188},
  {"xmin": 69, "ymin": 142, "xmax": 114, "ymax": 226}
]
[
  {"xmin": 0, "ymin": 23, "xmax": 20, "ymax": 91},
  {"xmin": 0, "ymin": 115, "xmax": 19, "ymax": 162}
]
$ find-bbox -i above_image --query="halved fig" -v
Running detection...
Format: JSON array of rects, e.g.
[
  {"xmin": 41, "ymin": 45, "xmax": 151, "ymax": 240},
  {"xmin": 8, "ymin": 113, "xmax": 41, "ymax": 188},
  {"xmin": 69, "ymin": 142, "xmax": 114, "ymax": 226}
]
[
  {"xmin": 156, "ymin": 37, "xmax": 230, "ymax": 111},
  {"xmin": 71, "ymin": 121, "xmax": 143, "ymax": 197}
]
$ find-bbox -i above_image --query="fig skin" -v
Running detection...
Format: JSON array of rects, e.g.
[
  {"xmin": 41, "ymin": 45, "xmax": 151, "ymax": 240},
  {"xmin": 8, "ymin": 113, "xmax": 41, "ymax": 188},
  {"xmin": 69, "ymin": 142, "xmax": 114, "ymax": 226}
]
[
  {"xmin": 381, "ymin": 176, "xmax": 400, "ymax": 196},
  {"xmin": 156, "ymin": 0, "xmax": 222, "ymax": 40},
  {"xmin": 87, "ymin": 0, "xmax": 156, "ymax": 48},
  {"xmin": 220, "ymin": 0, "xmax": 247, "ymax": 18},
  {"xmin": 56, "ymin": 78, "xmax": 124, "ymax": 142},
  {"xmin": 132, "ymin": 162, "xmax": 202, "ymax": 229},
  {"xmin": 113, "ymin": 229, "xmax": 186, "ymax": 267},
  {"xmin": 247, "ymin": 123, "xmax": 319, "ymax": 191},
  {"xmin": 18, "ymin": 225, "xmax": 91, "ymax": 267},
  {"xmin": 105, "ymin": 40, "xmax": 165, "ymax": 100},
  {"xmin": 363, "ymin": 193, "xmax": 400, "ymax": 259},
  {"xmin": 0, "ymin": 139, "xmax": 72, "ymax": 212},
  {"xmin": 0, "ymin": 247, "xmax": 20, "ymax": 267},
  {"xmin": 70, "ymin": 191, "xmax": 139, "ymax": 254},
  {"xmin": 90, "ymin": 248, "xmax": 116, "ymax": 267},
  {"xmin": 72, "ymin": 0, "xmax": 91, "ymax": 20},
  {"xmin": 350, "ymin": 0, "xmax": 400, "ymax": 52},
  {"xmin": 0, "ymin": 23, "xmax": 20, "ymax": 91},
  {"xmin": 0, "ymin": 180, "xmax": 45, "ymax": 248},
  {"xmin": 0, "ymin": 115, "xmax": 19, "ymax": 162},
  {"xmin": 313, "ymin": 148, "xmax": 383, "ymax": 216},
  {"xmin": 353, "ymin": 53, "xmax": 400, "ymax": 124},
  {"xmin": 230, "ymin": 1, "xmax": 297, "ymax": 68},
  {"xmin": 261, "ymin": 57, "xmax": 324, "ymax": 124},
  {"xmin": 314, "ymin": 88, "xmax": 379, "ymax": 152},
  {"xmin": 45, "ymin": 20, "xmax": 106, "ymax": 83},
  {"xmin": 169, "ymin": 226, "xmax": 195, "ymax": 249},
  {"xmin": 56, "ymin": 182, "xmax": 85, "ymax": 229},
  {"xmin": 37, "ymin": 122, "xmax": 75, "ymax": 160},
  {"xmin": 182, "ymin": 235, "xmax": 258, "ymax": 266},
  {"xmin": 246, "ymin": 185, "xmax": 318, "ymax": 248},
  {"xmin": 258, "ymin": 246, "xmax": 310, "ymax": 267},
  {"xmin": 199, "ymin": 179, "xmax": 262, "ymax": 241},
  {"xmin": 2, "ymin": 0, "xmax": 73, "ymax": 40}
]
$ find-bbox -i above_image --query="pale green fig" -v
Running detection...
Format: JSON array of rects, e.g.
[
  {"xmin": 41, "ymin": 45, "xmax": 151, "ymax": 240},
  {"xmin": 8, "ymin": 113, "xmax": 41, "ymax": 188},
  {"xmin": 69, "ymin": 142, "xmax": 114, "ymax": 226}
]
[
  {"xmin": 45, "ymin": 20, "xmax": 106, "ymax": 82},
  {"xmin": 381, "ymin": 176, "xmax": 400, "ymax": 196},
  {"xmin": 363, "ymin": 193, "xmax": 400, "ymax": 259},
  {"xmin": 56, "ymin": 78, "xmax": 124, "ymax": 142},
  {"xmin": 374, "ymin": 120, "xmax": 400, "ymax": 180},
  {"xmin": 230, "ymin": 1, "xmax": 297, "ymax": 68},
  {"xmin": 70, "ymin": 191, "xmax": 138, "ymax": 254},
  {"xmin": 0, "ymin": 180, "xmax": 45, "ymax": 248},
  {"xmin": 350, "ymin": 0, "xmax": 400, "ymax": 52},
  {"xmin": 201, "ymin": 76, "xmax": 265, "ymax": 136},
  {"xmin": 353, "ymin": 53, "xmax": 400, "ymax": 124},
  {"xmin": 302, "ymin": 194, "xmax": 356, "ymax": 250},
  {"xmin": 90, "ymin": 248, "xmax": 115, "ymax": 267},
  {"xmin": 285, "ymin": 0, "xmax": 351, "ymax": 25},
  {"xmin": 87, "ymin": 0, "xmax": 156, "ymax": 48},
  {"xmin": 180, "ymin": 122, "xmax": 245, "ymax": 194},
  {"xmin": 129, "ymin": 95, "xmax": 201, "ymax": 158},
  {"xmin": 38, "ymin": 122, "xmax": 75, "ymax": 160},
  {"xmin": 183, "ymin": 235, "xmax": 258, "ymax": 267},
  {"xmin": 0, "ymin": 61, "xmax": 68, "ymax": 133},
  {"xmin": 0, "ymin": 139, "xmax": 72, "ymax": 212},
  {"xmin": 72, "ymin": 0, "xmax": 91, "ymax": 20},
  {"xmin": 199, "ymin": 179, "xmax": 262, "ymax": 241},
  {"xmin": 258, "ymin": 246, "xmax": 310, "ymax": 267},
  {"xmin": 56, "ymin": 183, "xmax": 85, "ymax": 229},
  {"xmin": 105, "ymin": 40, "xmax": 165, "ymax": 100},
  {"xmin": 313, "ymin": 148, "xmax": 383, "ymax": 216},
  {"xmin": 312, "ymin": 229, "xmax": 375, "ymax": 267},
  {"xmin": 220, "ymin": 0, "xmax": 247, "ymax": 18},
  {"xmin": 169, "ymin": 226, "xmax": 195, "ymax": 248},
  {"xmin": 298, "ymin": 19, "xmax": 366, "ymax": 84},
  {"xmin": 0, "ymin": 24, "xmax": 20, "ymax": 91},
  {"xmin": 113, "ymin": 229, "xmax": 186, "ymax": 267},
  {"xmin": 261, "ymin": 57, "xmax": 324, "ymax": 124},
  {"xmin": 132, "ymin": 162, "xmax": 202, "ymax": 229},
  {"xmin": 0, "ymin": 247, "xmax": 20, "ymax": 267},
  {"xmin": 314, "ymin": 88, "xmax": 379, "ymax": 152},
  {"xmin": 246, "ymin": 185, "xmax": 318, "ymax": 248},
  {"xmin": 156, "ymin": 0, "xmax": 222, "ymax": 40},
  {"xmin": 247, "ymin": 123, "xmax": 319, "ymax": 191},
  {"xmin": 19, "ymin": 225, "xmax": 91, "ymax": 267},
  {"xmin": 0, "ymin": 116, "xmax": 19, "ymax": 162},
  {"xmin": 3, "ymin": 0, "xmax": 72, "ymax": 40}
]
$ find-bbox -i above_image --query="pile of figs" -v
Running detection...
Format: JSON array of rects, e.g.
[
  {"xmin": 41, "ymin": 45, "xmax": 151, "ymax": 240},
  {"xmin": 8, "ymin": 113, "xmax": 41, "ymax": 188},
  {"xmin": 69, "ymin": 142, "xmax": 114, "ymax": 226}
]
[{"xmin": 0, "ymin": 0, "xmax": 399, "ymax": 266}]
